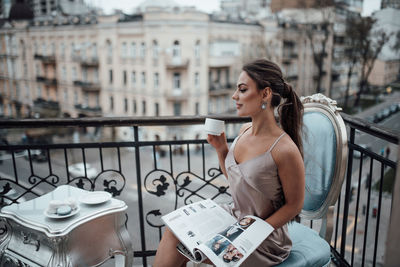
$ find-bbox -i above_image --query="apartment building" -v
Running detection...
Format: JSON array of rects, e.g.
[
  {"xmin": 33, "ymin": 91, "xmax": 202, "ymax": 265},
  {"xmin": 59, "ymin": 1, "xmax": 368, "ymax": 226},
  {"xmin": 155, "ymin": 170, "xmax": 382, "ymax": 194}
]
[{"xmin": 0, "ymin": 4, "xmax": 264, "ymax": 139}]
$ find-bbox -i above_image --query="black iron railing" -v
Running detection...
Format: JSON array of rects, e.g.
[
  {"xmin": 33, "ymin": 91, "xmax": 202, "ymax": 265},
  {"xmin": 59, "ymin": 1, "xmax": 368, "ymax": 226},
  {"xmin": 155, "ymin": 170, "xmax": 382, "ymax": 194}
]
[{"xmin": 0, "ymin": 115, "xmax": 398, "ymax": 266}]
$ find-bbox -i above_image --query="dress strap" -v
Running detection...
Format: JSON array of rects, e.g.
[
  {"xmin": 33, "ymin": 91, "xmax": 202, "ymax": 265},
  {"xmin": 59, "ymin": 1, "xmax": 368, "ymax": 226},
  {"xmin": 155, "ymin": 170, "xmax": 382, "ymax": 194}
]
[{"xmin": 267, "ymin": 132, "xmax": 286, "ymax": 152}]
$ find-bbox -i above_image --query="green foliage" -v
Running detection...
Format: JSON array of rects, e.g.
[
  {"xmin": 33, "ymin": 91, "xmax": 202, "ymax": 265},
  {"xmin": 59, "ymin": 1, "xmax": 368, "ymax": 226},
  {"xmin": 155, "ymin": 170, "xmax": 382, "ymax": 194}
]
[{"xmin": 373, "ymin": 168, "xmax": 396, "ymax": 194}]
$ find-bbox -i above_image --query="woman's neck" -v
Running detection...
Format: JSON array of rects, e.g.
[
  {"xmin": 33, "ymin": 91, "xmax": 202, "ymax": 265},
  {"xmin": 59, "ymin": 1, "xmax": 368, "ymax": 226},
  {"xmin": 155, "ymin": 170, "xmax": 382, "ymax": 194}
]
[{"xmin": 250, "ymin": 109, "xmax": 281, "ymax": 136}]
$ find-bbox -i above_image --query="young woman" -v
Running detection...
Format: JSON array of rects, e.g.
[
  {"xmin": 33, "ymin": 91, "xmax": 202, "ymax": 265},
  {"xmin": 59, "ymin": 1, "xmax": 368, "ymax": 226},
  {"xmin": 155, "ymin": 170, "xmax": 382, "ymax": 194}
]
[{"xmin": 153, "ymin": 59, "xmax": 305, "ymax": 266}]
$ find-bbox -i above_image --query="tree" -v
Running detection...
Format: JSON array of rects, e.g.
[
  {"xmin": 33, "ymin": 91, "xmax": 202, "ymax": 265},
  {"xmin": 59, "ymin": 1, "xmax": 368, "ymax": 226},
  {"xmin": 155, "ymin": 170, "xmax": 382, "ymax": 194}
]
[
  {"xmin": 343, "ymin": 14, "xmax": 362, "ymax": 109},
  {"xmin": 350, "ymin": 17, "xmax": 390, "ymax": 106}
]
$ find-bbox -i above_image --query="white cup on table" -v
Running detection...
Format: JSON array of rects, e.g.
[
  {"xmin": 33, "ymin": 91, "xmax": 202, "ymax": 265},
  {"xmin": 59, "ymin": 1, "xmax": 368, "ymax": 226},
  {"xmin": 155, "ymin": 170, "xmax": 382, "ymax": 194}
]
[{"xmin": 204, "ymin": 118, "xmax": 225, "ymax": 136}]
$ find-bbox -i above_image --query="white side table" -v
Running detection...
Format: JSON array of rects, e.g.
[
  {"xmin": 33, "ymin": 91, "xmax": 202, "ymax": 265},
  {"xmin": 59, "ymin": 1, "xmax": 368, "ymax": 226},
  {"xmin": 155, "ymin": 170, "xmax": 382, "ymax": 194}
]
[{"xmin": 0, "ymin": 185, "xmax": 133, "ymax": 267}]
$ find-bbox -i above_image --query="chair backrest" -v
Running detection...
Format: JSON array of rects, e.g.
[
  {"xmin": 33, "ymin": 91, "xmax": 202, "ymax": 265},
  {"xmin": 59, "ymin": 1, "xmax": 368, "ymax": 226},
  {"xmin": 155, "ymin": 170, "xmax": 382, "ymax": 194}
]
[{"xmin": 300, "ymin": 94, "xmax": 348, "ymax": 220}]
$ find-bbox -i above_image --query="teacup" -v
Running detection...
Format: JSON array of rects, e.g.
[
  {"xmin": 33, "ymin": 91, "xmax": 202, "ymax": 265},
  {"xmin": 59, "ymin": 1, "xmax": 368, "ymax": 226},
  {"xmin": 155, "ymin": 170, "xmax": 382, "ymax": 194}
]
[{"xmin": 204, "ymin": 118, "xmax": 225, "ymax": 136}]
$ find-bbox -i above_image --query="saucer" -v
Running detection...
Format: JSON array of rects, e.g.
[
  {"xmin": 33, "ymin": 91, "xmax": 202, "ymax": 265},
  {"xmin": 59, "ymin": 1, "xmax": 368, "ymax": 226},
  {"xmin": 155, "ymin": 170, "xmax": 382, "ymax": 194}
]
[
  {"xmin": 44, "ymin": 206, "xmax": 80, "ymax": 219},
  {"xmin": 79, "ymin": 191, "xmax": 112, "ymax": 205}
]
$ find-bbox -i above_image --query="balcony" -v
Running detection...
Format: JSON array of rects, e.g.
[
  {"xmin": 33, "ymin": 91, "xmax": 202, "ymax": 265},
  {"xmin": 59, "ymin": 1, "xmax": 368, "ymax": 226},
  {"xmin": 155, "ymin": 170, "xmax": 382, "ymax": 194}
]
[
  {"xmin": 208, "ymin": 56, "xmax": 235, "ymax": 68},
  {"xmin": 74, "ymin": 104, "xmax": 102, "ymax": 116},
  {"xmin": 73, "ymin": 56, "xmax": 99, "ymax": 68},
  {"xmin": 73, "ymin": 81, "xmax": 101, "ymax": 92},
  {"xmin": 165, "ymin": 57, "xmax": 189, "ymax": 70},
  {"xmin": 36, "ymin": 76, "xmax": 58, "ymax": 86},
  {"xmin": 32, "ymin": 98, "xmax": 60, "ymax": 117},
  {"xmin": 209, "ymin": 82, "xmax": 233, "ymax": 96},
  {"xmin": 34, "ymin": 54, "xmax": 56, "ymax": 65},
  {"xmin": 163, "ymin": 90, "xmax": 189, "ymax": 101},
  {"xmin": 0, "ymin": 115, "xmax": 398, "ymax": 266}
]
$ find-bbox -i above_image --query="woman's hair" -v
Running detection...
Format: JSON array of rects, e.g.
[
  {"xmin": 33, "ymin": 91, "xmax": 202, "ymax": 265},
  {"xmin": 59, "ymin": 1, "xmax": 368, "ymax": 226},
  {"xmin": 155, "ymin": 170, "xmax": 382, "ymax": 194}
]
[{"xmin": 242, "ymin": 59, "xmax": 304, "ymax": 157}]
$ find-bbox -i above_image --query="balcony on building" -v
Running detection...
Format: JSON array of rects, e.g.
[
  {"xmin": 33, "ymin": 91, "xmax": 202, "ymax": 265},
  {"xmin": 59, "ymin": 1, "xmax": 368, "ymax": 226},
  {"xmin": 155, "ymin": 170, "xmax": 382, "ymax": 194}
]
[
  {"xmin": 36, "ymin": 76, "xmax": 58, "ymax": 86},
  {"xmin": 34, "ymin": 54, "xmax": 56, "ymax": 65},
  {"xmin": 73, "ymin": 56, "xmax": 99, "ymax": 68},
  {"xmin": 33, "ymin": 98, "xmax": 60, "ymax": 117},
  {"xmin": 163, "ymin": 89, "xmax": 189, "ymax": 101},
  {"xmin": 165, "ymin": 57, "xmax": 189, "ymax": 70},
  {"xmin": 73, "ymin": 80, "xmax": 101, "ymax": 92},
  {"xmin": 74, "ymin": 104, "xmax": 102, "ymax": 117},
  {"xmin": 209, "ymin": 82, "xmax": 233, "ymax": 97}
]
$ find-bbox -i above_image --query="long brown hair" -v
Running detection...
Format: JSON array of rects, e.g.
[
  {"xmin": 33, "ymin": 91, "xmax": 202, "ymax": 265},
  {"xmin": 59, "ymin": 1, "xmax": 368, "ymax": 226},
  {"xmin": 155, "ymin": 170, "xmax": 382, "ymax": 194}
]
[{"xmin": 242, "ymin": 59, "xmax": 304, "ymax": 156}]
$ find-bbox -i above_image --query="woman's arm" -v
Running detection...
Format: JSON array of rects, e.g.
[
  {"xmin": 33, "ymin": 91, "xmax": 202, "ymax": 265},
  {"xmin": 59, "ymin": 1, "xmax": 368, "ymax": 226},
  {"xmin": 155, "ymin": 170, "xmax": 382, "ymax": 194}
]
[
  {"xmin": 207, "ymin": 123, "xmax": 251, "ymax": 180},
  {"xmin": 207, "ymin": 132, "xmax": 229, "ymax": 178},
  {"xmin": 266, "ymin": 139, "xmax": 305, "ymax": 229}
]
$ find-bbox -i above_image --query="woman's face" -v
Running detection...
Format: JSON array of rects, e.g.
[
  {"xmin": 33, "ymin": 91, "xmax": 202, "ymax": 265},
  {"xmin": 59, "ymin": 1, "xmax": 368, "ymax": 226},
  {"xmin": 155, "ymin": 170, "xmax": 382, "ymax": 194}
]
[{"xmin": 232, "ymin": 71, "xmax": 264, "ymax": 117}]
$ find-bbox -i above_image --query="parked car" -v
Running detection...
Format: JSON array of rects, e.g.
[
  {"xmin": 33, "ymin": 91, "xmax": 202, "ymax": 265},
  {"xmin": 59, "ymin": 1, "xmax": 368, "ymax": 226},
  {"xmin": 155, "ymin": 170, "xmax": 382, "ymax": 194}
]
[
  {"xmin": 354, "ymin": 144, "xmax": 371, "ymax": 158},
  {"xmin": 24, "ymin": 149, "xmax": 48, "ymax": 162},
  {"xmin": 68, "ymin": 162, "xmax": 98, "ymax": 179}
]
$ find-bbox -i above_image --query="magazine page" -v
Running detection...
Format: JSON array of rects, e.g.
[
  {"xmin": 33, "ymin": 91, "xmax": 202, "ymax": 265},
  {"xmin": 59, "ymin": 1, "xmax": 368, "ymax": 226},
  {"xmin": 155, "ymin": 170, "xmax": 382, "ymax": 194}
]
[
  {"xmin": 162, "ymin": 199, "xmax": 236, "ymax": 258},
  {"xmin": 197, "ymin": 215, "xmax": 274, "ymax": 267}
]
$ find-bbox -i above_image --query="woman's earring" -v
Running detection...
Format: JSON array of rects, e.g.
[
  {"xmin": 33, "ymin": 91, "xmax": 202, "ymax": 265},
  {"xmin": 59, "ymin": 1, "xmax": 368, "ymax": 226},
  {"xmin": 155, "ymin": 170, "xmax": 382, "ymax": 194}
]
[{"xmin": 261, "ymin": 102, "xmax": 267, "ymax": 110}]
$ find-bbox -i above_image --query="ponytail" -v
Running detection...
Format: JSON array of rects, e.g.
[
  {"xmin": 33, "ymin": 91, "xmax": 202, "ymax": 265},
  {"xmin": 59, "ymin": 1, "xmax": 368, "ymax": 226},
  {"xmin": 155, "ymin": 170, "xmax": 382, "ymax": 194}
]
[{"xmin": 279, "ymin": 82, "xmax": 304, "ymax": 158}]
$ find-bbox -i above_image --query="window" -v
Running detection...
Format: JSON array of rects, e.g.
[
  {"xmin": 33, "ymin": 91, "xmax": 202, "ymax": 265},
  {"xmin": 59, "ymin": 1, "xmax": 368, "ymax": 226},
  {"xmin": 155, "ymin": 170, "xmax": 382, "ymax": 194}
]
[
  {"xmin": 225, "ymin": 69, "xmax": 230, "ymax": 86},
  {"xmin": 37, "ymin": 86, "xmax": 42, "ymax": 98},
  {"xmin": 195, "ymin": 40, "xmax": 200, "ymax": 58},
  {"xmin": 122, "ymin": 42, "xmax": 127, "ymax": 58},
  {"xmin": 82, "ymin": 68, "xmax": 88, "ymax": 82},
  {"xmin": 84, "ymin": 92, "xmax": 89, "ymax": 106},
  {"xmin": 140, "ymin": 42, "xmax": 146, "ymax": 58},
  {"xmin": 142, "ymin": 100, "xmax": 146, "ymax": 115},
  {"xmin": 93, "ymin": 69, "xmax": 99, "ymax": 83},
  {"xmin": 133, "ymin": 99, "xmax": 137, "ymax": 114},
  {"xmin": 123, "ymin": 70, "xmax": 127, "ymax": 86},
  {"xmin": 155, "ymin": 102, "xmax": 159, "ymax": 116},
  {"xmin": 152, "ymin": 40, "xmax": 158, "ymax": 58},
  {"xmin": 36, "ymin": 63, "xmax": 40, "ymax": 76},
  {"xmin": 34, "ymin": 42, "xmax": 39, "ymax": 55},
  {"xmin": 92, "ymin": 43, "xmax": 97, "ymax": 58},
  {"xmin": 130, "ymin": 42, "xmax": 136, "ymax": 58},
  {"xmin": 131, "ymin": 71, "xmax": 136, "ymax": 85},
  {"xmin": 194, "ymin": 72, "xmax": 199, "ymax": 88},
  {"xmin": 173, "ymin": 102, "xmax": 181, "ymax": 116},
  {"xmin": 51, "ymin": 42, "xmax": 55, "ymax": 56},
  {"xmin": 154, "ymin": 72, "xmax": 159, "ymax": 90},
  {"xmin": 62, "ymin": 66, "xmax": 67, "ymax": 81},
  {"xmin": 109, "ymin": 69, "xmax": 113, "ymax": 84},
  {"xmin": 106, "ymin": 40, "xmax": 112, "ymax": 59},
  {"xmin": 23, "ymin": 64, "xmax": 28, "ymax": 76},
  {"xmin": 124, "ymin": 98, "xmax": 128, "ymax": 112},
  {"xmin": 60, "ymin": 43, "xmax": 65, "ymax": 57},
  {"xmin": 41, "ymin": 43, "xmax": 46, "ymax": 56},
  {"xmin": 173, "ymin": 40, "xmax": 180, "ymax": 58},
  {"xmin": 72, "ymin": 67, "xmax": 77, "ymax": 81},
  {"xmin": 141, "ymin": 72, "xmax": 146, "ymax": 88},
  {"xmin": 173, "ymin": 73, "xmax": 181, "ymax": 90},
  {"xmin": 64, "ymin": 88, "xmax": 68, "ymax": 102},
  {"xmin": 110, "ymin": 96, "xmax": 114, "ymax": 111},
  {"xmin": 71, "ymin": 42, "xmax": 75, "ymax": 57},
  {"xmin": 195, "ymin": 102, "xmax": 199, "ymax": 115},
  {"xmin": 96, "ymin": 95, "xmax": 100, "ymax": 106},
  {"xmin": 74, "ymin": 90, "xmax": 79, "ymax": 105}
]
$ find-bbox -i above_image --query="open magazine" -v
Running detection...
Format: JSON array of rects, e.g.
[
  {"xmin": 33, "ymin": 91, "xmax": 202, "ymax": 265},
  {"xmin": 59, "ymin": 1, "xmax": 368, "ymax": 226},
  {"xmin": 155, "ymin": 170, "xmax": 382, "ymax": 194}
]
[{"xmin": 161, "ymin": 199, "xmax": 274, "ymax": 267}]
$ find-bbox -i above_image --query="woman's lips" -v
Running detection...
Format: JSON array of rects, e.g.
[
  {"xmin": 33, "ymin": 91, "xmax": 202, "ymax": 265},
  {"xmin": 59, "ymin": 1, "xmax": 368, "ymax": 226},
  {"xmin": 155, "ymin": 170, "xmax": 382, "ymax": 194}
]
[{"xmin": 236, "ymin": 104, "xmax": 242, "ymax": 109}]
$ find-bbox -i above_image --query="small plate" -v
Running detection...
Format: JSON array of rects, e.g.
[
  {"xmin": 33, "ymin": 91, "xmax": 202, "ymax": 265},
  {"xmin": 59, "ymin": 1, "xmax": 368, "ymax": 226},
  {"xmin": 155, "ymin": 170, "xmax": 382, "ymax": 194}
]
[
  {"xmin": 44, "ymin": 206, "xmax": 80, "ymax": 219},
  {"xmin": 79, "ymin": 191, "xmax": 112, "ymax": 205}
]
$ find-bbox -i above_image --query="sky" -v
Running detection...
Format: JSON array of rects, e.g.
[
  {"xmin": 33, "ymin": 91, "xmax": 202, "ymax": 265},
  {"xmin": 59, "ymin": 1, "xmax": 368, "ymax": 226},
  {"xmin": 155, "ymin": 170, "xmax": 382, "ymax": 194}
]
[{"xmin": 87, "ymin": 0, "xmax": 381, "ymax": 16}]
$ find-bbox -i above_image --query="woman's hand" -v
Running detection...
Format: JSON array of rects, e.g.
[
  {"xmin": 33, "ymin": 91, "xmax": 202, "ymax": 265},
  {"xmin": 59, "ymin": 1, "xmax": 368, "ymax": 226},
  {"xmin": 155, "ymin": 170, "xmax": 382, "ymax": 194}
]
[{"xmin": 207, "ymin": 132, "xmax": 228, "ymax": 153}]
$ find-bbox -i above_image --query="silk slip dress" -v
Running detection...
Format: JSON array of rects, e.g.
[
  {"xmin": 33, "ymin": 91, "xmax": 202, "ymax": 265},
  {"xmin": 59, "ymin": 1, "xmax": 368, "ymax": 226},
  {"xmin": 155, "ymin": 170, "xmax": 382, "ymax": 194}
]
[{"xmin": 223, "ymin": 127, "xmax": 292, "ymax": 266}]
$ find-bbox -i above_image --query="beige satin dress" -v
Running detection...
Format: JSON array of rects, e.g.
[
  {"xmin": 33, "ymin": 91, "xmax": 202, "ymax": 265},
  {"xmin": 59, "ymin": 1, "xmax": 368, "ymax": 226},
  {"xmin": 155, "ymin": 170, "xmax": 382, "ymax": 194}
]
[{"xmin": 223, "ymin": 128, "xmax": 292, "ymax": 266}]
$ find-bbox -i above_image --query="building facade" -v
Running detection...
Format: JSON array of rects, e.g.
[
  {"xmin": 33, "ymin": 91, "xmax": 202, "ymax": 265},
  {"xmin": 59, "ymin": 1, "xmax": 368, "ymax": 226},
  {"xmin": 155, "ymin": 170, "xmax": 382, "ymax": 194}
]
[{"xmin": 0, "ymin": 5, "xmax": 264, "ymax": 139}]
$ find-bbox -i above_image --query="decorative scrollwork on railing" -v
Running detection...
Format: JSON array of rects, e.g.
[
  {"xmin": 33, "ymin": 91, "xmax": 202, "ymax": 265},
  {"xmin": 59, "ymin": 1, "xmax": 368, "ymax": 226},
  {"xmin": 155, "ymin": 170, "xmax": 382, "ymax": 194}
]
[
  {"xmin": 28, "ymin": 174, "xmax": 60, "ymax": 186},
  {"xmin": 143, "ymin": 166, "xmax": 230, "ymax": 230},
  {"xmin": 96, "ymin": 170, "xmax": 126, "ymax": 197}
]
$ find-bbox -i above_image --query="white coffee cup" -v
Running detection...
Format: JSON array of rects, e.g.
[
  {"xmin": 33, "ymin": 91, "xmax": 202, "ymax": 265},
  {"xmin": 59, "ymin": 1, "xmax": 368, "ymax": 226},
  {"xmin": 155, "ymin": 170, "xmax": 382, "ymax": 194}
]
[{"xmin": 204, "ymin": 118, "xmax": 225, "ymax": 136}]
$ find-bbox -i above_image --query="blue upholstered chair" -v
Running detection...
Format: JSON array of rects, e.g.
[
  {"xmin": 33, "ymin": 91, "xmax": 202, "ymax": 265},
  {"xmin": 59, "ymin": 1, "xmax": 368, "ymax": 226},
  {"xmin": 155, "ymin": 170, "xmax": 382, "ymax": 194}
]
[{"xmin": 276, "ymin": 93, "xmax": 348, "ymax": 267}]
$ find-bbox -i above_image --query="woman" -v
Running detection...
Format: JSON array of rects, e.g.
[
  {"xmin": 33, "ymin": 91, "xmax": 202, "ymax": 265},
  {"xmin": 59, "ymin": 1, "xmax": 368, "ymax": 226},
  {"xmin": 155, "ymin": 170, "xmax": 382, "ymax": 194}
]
[{"xmin": 153, "ymin": 59, "xmax": 305, "ymax": 266}]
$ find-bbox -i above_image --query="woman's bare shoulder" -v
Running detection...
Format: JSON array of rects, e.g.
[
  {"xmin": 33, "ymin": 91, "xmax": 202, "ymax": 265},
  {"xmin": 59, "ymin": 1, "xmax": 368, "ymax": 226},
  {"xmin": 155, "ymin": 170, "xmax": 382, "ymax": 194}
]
[{"xmin": 272, "ymin": 135, "xmax": 302, "ymax": 165}]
